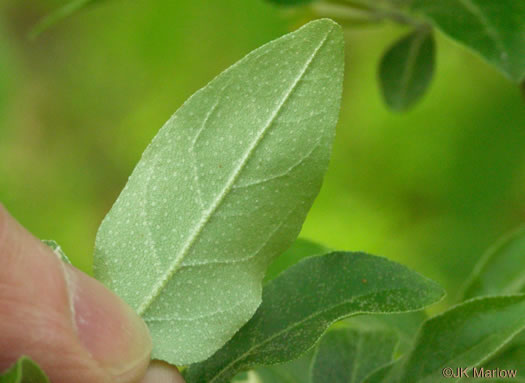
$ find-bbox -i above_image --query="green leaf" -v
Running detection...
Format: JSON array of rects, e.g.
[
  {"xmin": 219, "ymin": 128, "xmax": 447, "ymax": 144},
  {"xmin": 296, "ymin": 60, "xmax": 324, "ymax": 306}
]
[
  {"xmin": 311, "ymin": 326, "xmax": 398, "ymax": 383},
  {"xmin": 0, "ymin": 357, "xmax": 49, "ymax": 383},
  {"xmin": 343, "ymin": 311, "xmax": 426, "ymax": 355},
  {"xmin": 460, "ymin": 226, "xmax": 525, "ymax": 301},
  {"xmin": 457, "ymin": 226, "xmax": 525, "ymax": 379},
  {"xmin": 242, "ymin": 351, "xmax": 315, "ymax": 383},
  {"xmin": 42, "ymin": 239, "xmax": 72, "ymax": 264},
  {"xmin": 475, "ymin": 336, "xmax": 525, "ymax": 383},
  {"xmin": 379, "ymin": 26, "xmax": 435, "ymax": 111},
  {"xmin": 245, "ymin": 317, "xmax": 403, "ymax": 383},
  {"xmin": 183, "ymin": 251, "xmax": 444, "ymax": 383},
  {"xmin": 410, "ymin": 0, "xmax": 525, "ymax": 82},
  {"xmin": 364, "ymin": 295, "xmax": 525, "ymax": 383},
  {"xmin": 264, "ymin": 238, "xmax": 328, "ymax": 282},
  {"xmin": 94, "ymin": 19, "xmax": 344, "ymax": 365}
]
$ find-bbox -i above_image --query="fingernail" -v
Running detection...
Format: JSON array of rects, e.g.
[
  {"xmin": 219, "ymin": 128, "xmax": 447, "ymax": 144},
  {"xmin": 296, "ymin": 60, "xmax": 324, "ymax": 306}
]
[
  {"xmin": 142, "ymin": 360, "xmax": 186, "ymax": 383},
  {"xmin": 63, "ymin": 264, "xmax": 152, "ymax": 382}
]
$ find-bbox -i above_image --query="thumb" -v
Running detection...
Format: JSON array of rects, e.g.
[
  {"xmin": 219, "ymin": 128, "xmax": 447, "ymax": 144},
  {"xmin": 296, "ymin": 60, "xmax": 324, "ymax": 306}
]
[{"xmin": 0, "ymin": 204, "xmax": 152, "ymax": 383}]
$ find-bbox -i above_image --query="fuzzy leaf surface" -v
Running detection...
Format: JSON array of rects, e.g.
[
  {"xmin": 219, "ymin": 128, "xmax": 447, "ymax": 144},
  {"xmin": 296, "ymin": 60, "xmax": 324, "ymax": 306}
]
[
  {"xmin": 311, "ymin": 326, "xmax": 398, "ymax": 383},
  {"xmin": 411, "ymin": 0, "xmax": 525, "ymax": 82},
  {"xmin": 379, "ymin": 27, "xmax": 435, "ymax": 111},
  {"xmin": 184, "ymin": 251, "xmax": 444, "ymax": 383},
  {"xmin": 0, "ymin": 357, "xmax": 49, "ymax": 383},
  {"xmin": 94, "ymin": 19, "xmax": 344, "ymax": 365},
  {"xmin": 364, "ymin": 295, "xmax": 525, "ymax": 383}
]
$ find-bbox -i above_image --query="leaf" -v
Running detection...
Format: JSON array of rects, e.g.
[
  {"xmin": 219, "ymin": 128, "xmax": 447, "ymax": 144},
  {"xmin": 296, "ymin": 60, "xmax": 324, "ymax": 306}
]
[
  {"xmin": 183, "ymin": 251, "xmax": 445, "ymax": 383},
  {"xmin": 311, "ymin": 326, "xmax": 398, "ymax": 383},
  {"xmin": 42, "ymin": 239, "xmax": 72, "ymax": 264},
  {"xmin": 476, "ymin": 336, "xmax": 525, "ymax": 383},
  {"xmin": 363, "ymin": 295, "xmax": 525, "ymax": 383},
  {"xmin": 245, "ymin": 318, "xmax": 402, "ymax": 383},
  {"xmin": 410, "ymin": 0, "xmax": 525, "ymax": 82},
  {"xmin": 29, "ymin": 0, "xmax": 100, "ymax": 39},
  {"xmin": 343, "ymin": 310, "xmax": 426, "ymax": 355},
  {"xmin": 378, "ymin": 26, "xmax": 435, "ymax": 111},
  {"xmin": 0, "ymin": 356, "xmax": 49, "ymax": 383},
  {"xmin": 264, "ymin": 238, "xmax": 328, "ymax": 282},
  {"xmin": 457, "ymin": 226, "xmax": 525, "ymax": 379},
  {"xmin": 459, "ymin": 226, "xmax": 525, "ymax": 301},
  {"xmin": 241, "ymin": 351, "xmax": 315, "ymax": 383},
  {"xmin": 94, "ymin": 19, "xmax": 345, "ymax": 365}
]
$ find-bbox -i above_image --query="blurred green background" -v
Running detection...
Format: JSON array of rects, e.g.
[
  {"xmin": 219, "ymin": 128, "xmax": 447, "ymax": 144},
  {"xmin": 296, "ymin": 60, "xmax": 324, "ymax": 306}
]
[{"xmin": 1, "ymin": 0, "xmax": 524, "ymax": 304}]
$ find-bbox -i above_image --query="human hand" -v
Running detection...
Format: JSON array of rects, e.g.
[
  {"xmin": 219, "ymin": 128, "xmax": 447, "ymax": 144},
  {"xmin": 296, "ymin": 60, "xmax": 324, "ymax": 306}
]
[{"xmin": 0, "ymin": 204, "xmax": 185, "ymax": 383}]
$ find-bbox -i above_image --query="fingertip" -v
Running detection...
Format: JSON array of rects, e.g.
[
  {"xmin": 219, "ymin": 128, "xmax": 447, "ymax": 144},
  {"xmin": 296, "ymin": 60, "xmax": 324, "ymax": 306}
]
[
  {"xmin": 0, "ymin": 205, "xmax": 153, "ymax": 383},
  {"xmin": 141, "ymin": 361, "xmax": 186, "ymax": 383},
  {"xmin": 62, "ymin": 263, "xmax": 153, "ymax": 382}
]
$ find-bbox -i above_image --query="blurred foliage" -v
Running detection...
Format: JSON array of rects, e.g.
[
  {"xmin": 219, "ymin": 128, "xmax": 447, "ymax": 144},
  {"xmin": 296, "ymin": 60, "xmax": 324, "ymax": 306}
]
[{"xmin": 1, "ymin": 0, "xmax": 524, "ymax": 305}]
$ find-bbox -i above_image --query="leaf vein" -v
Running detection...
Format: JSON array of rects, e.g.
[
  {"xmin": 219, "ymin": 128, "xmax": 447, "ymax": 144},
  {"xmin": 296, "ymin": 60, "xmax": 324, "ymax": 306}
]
[
  {"xmin": 145, "ymin": 300, "xmax": 245, "ymax": 322},
  {"xmin": 234, "ymin": 139, "xmax": 322, "ymax": 189},
  {"xmin": 136, "ymin": 27, "xmax": 333, "ymax": 316}
]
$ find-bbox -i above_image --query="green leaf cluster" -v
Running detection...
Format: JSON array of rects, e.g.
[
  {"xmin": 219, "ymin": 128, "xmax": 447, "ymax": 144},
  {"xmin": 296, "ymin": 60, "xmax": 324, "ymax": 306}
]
[
  {"xmin": 20, "ymin": 8, "xmax": 525, "ymax": 383},
  {"xmin": 184, "ymin": 252, "xmax": 444, "ymax": 382},
  {"xmin": 217, "ymin": 228, "xmax": 525, "ymax": 383},
  {"xmin": 31, "ymin": 18, "xmax": 447, "ymax": 378}
]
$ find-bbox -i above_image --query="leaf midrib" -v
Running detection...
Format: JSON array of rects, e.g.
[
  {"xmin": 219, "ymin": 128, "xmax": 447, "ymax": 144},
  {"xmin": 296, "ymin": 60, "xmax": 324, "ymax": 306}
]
[
  {"xmin": 136, "ymin": 26, "xmax": 334, "ymax": 316},
  {"xmin": 397, "ymin": 28, "xmax": 427, "ymax": 105}
]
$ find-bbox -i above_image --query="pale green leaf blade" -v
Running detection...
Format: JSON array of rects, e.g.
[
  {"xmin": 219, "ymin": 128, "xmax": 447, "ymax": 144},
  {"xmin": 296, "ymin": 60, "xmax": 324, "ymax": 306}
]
[
  {"xmin": 264, "ymin": 238, "xmax": 328, "ymax": 282},
  {"xmin": 311, "ymin": 326, "xmax": 398, "ymax": 383},
  {"xmin": 183, "ymin": 252, "xmax": 444, "ymax": 383},
  {"xmin": 460, "ymin": 226, "xmax": 525, "ymax": 301},
  {"xmin": 364, "ymin": 295, "xmax": 525, "ymax": 383},
  {"xmin": 42, "ymin": 240, "xmax": 72, "ymax": 264},
  {"xmin": 379, "ymin": 26, "xmax": 435, "ymax": 111},
  {"xmin": 411, "ymin": 0, "xmax": 525, "ymax": 82},
  {"xmin": 0, "ymin": 357, "xmax": 49, "ymax": 383},
  {"xmin": 94, "ymin": 19, "xmax": 344, "ymax": 365}
]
